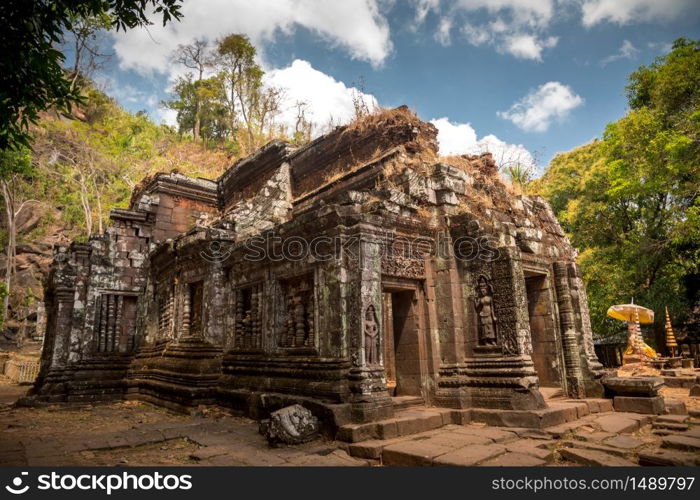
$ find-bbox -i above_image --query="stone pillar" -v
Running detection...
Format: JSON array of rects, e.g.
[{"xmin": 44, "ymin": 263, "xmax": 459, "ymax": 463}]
[
  {"xmin": 432, "ymin": 232, "xmax": 471, "ymax": 409},
  {"xmin": 553, "ymin": 262, "xmax": 585, "ymax": 398},
  {"xmin": 568, "ymin": 263, "xmax": 605, "ymax": 397},
  {"xmin": 51, "ymin": 287, "xmax": 76, "ymax": 369},
  {"xmin": 462, "ymin": 247, "xmax": 546, "ymax": 410},
  {"xmin": 346, "ymin": 229, "xmax": 393, "ymax": 423}
]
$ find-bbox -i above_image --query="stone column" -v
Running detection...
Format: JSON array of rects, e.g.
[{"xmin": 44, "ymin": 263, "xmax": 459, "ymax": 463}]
[
  {"xmin": 432, "ymin": 231, "xmax": 471, "ymax": 409},
  {"xmin": 346, "ymin": 228, "xmax": 393, "ymax": 423},
  {"xmin": 568, "ymin": 263, "xmax": 605, "ymax": 397},
  {"xmin": 462, "ymin": 247, "xmax": 546, "ymax": 410},
  {"xmin": 553, "ymin": 261, "xmax": 585, "ymax": 398}
]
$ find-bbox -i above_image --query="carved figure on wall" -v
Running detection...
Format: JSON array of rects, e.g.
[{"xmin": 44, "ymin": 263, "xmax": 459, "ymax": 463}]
[
  {"xmin": 364, "ymin": 304, "xmax": 380, "ymax": 365},
  {"xmin": 474, "ymin": 275, "xmax": 498, "ymax": 346}
]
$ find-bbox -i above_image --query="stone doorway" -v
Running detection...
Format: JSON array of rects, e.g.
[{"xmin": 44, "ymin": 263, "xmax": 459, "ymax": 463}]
[
  {"xmin": 382, "ymin": 285, "xmax": 425, "ymax": 398},
  {"xmin": 524, "ymin": 272, "xmax": 563, "ymax": 388}
]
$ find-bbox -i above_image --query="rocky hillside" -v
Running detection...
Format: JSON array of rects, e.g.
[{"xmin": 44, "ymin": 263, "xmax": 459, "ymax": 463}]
[{"xmin": 0, "ymin": 87, "xmax": 234, "ymax": 347}]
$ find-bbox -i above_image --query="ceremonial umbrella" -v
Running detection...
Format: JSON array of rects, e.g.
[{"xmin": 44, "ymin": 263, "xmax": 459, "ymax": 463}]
[{"xmin": 606, "ymin": 299, "xmax": 654, "ymax": 324}]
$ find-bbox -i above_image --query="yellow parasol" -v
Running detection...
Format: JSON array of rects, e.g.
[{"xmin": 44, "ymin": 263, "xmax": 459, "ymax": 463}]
[{"xmin": 606, "ymin": 299, "xmax": 654, "ymax": 324}]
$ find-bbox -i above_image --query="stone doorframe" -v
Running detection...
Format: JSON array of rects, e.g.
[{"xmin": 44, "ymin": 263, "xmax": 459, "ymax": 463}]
[
  {"xmin": 521, "ymin": 264, "xmax": 568, "ymax": 392},
  {"xmin": 380, "ymin": 277, "xmax": 435, "ymax": 404}
]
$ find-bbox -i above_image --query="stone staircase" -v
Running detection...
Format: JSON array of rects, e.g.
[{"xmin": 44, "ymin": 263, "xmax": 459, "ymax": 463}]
[{"xmin": 337, "ymin": 397, "xmax": 614, "ymax": 443}]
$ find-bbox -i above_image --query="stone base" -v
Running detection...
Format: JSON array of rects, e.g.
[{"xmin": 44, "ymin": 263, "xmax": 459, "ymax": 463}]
[
  {"xmin": 126, "ymin": 337, "xmax": 222, "ymax": 411},
  {"xmin": 613, "ymin": 395, "xmax": 665, "ymax": 415},
  {"xmin": 690, "ymin": 384, "xmax": 700, "ymax": 397},
  {"xmin": 462, "ymin": 355, "xmax": 547, "ymax": 410}
]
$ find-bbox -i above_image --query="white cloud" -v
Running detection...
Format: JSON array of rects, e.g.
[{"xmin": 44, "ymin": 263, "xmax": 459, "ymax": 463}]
[
  {"xmin": 112, "ymin": 0, "xmax": 392, "ymax": 76},
  {"xmin": 431, "ymin": 0, "xmax": 558, "ymax": 60},
  {"xmin": 435, "ymin": 18, "xmax": 453, "ymax": 46},
  {"xmin": 430, "ymin": 117, "xmax": 536, "ymax": 171},
  {"xmin": 497, "ymin": 82, "xmax": 583, "ymax": 132},
  {"xmin": 601, "ymin": 40, "xmax": 639, "ymax": 66},
  {"xmin": 502, "ymin": 34, "xmax": 558, "ymax": 60},
  {"xmin": 581, "ymin": 0, "xmax": 696, "ymax": 26},
  {"xmin": 157, "ymin": 108, "xmax": 179, "ymax": 127},
  {"xmin": 264, "ymin": 59, "xmax": 378, "ymax": 136}
]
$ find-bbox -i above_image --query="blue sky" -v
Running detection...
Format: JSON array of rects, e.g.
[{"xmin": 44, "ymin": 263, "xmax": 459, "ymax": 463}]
[{"xmin": 89, "ymin": 0, "xmax": 700, "ymax": 173}]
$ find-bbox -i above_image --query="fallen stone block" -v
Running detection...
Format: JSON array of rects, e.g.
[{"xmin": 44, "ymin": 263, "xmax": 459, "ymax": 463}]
[
  {"xmin": 260, "ymin": 404, "xmax": 319, "ymax": 447},
  {"xmin": 603, "ymin": 377, "xmax": 664, "ymax": 397},
  {"xmin": 613, "ymin": 395, "xmax": 665, "ymax": 415}
]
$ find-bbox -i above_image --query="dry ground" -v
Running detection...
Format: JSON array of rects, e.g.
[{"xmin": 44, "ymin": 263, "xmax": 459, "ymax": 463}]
[{"xmin": 1, "ymin": 380, "xmax": 698, "ymax": 467}]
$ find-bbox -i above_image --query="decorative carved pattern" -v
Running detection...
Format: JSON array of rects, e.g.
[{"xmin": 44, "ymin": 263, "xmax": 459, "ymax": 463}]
[
  {"xmin": 158, "ymin": 286, "xmax": 175, "ymax": 339},
  {"xmin": 474, "ymin": 275, "xmax": 498, "ymax": 346},
  {"xmin": 381, "ymin": 243, "xmax": 425, "ymax": 278},
  {"xmin": 235, "ymin": 283, "xmax": 263, "ymax": 349},
  {"xmin": 364, "ymin": 304, "xmax": 380, "ymax": 365},
  {"xmin": 279, "ymin": 275, "xmax": 315, "ymax": 348},
  {"xmin": 553, "ymin": 262, "xmax": 584, "ymax": 398},
  {"xmin": 95, "ymin": 293, "xmax": 137, "ymax": 353},
  {"xmin": 491, "ymin": 259, "xmax": 519, "ymax": 355}
]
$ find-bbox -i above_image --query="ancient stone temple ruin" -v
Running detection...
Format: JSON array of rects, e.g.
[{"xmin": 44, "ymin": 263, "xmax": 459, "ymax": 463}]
[{"xmin": 31, "ymin": 107, "xmax": 606, "ymax": 431}]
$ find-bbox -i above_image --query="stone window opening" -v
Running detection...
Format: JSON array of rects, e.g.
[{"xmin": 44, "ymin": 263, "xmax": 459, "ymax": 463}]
[
  {"xmin": 157, "ymin": 285, "xmax": 175, "ymax": 339},
  {"xmin": 95, "ymin": 293, "xmax": 138, "ymax": 353},
  {"xmin": 234, "ymin": 283, "xmax": 263, "ymax": 350},
  {"xmin": 278, "ymin": 274, "xmax": 315, "ymax": 349}
]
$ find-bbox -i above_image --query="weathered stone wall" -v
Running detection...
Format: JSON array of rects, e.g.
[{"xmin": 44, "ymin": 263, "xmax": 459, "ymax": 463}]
[{"xmin": 32, "ymin": 107, "xmax": 605, "ymax": 421}]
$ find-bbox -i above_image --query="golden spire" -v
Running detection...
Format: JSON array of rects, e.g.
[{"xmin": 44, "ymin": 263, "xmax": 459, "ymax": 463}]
[{"xmin": 665, "ymin": 307, "xmax": 678, "ymax": 357}]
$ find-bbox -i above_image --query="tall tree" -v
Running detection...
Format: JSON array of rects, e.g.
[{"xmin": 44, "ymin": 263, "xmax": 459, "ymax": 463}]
[
  {"xmin": 0, "ymin": 147, "xmax": 37, "ymax": 322},
  {"xmin": 0, "ymin": 0, "xmax": 183, "ymax": 150},
  {"xmin": 172, "ymin": 39, "xmax": 211, "ymax": 140},
  {"xmin": 62, "ymin": 12, "xmax": 113, "ymax": 91},
  {"xmin": 532, "ymin": 38, "xmax": 700, "ymax": 342}
]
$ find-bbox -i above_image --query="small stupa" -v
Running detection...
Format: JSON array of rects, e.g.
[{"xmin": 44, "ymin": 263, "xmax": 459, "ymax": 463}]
[
  {"xmin": 623, "ymin": 307, "xmax": 657, "ymax": 363},
  {"xmin": 664, "ymin": 307, "xmax": 678, "ymax": 357}
]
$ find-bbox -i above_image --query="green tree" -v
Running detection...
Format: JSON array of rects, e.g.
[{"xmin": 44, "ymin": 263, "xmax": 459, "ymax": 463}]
[
  {"xmin": 0, "ymin": 0, "xmax": 183, "ymax": 150},
  {"xmin": 532, "ymin": 38, "xmax": 700, "ymax": 344},
  {"xmin": 0, "ymin": 147, "xmax": 36, "ymax": 322}
]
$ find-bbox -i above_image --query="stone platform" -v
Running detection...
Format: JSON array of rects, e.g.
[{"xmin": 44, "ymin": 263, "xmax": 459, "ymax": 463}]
[{"xmin": 336, "ymin": 398, "xmax": 614, "ymax": 443}]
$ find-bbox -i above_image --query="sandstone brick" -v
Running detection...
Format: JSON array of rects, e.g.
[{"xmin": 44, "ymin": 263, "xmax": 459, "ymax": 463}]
[
  {"xmin": 432, "ymin": 444, "xmax": 506, "ymax": 466},
  {"xmin": 559, "ymin": 448, "xmax": 638, "ymax": 466}
]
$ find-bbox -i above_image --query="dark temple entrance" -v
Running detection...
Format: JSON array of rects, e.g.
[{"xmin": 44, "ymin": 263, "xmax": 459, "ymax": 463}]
[
  {"xmin": 382, "ymin": 287, "xmax": 423, "ymax": 397},
  {"xmin": 524, "ymin": 272, "xmax": 563, "ymax": 388}
]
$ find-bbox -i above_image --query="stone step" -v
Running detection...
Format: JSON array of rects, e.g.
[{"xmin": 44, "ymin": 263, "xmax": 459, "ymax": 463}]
[
  {"xmin": 652, "ymin": 422, "xmax": 689, "ymax": 432},
  {"xmin": 639, "ymin": 449, "xmax": 700, "ymax": 466},
  {"xmin": 661, "ymin": 435, "xmax": 700, "ymax": 452},
  {"xmin": 656, "ymin": 414, "xmax": 689, "ymax": 424},
  {"xmin": 540, "ymin": 387, "xmax": 565, "ymax": 400},
  {"xmin": 470, "ymin": 401, "xmax": 588, "ymax": 430},
  {"xmin": 391, "ymin": 396, "xmax": 424, "ymax": 411},
  {"xmin": 336, "ymin": 407, "xmax": 452, "ymax": 443}
]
